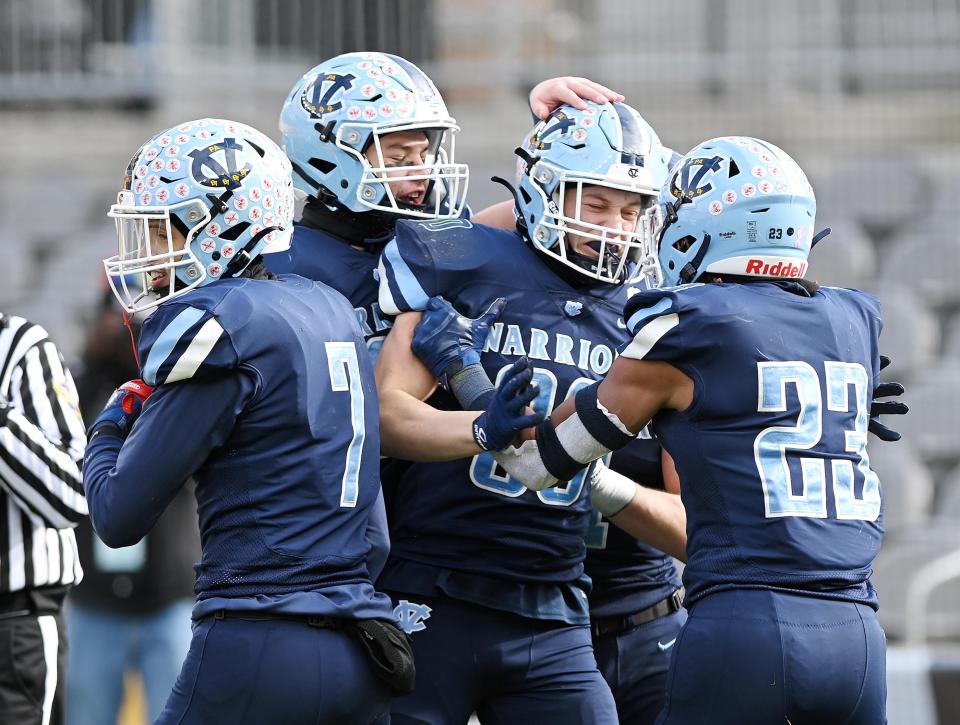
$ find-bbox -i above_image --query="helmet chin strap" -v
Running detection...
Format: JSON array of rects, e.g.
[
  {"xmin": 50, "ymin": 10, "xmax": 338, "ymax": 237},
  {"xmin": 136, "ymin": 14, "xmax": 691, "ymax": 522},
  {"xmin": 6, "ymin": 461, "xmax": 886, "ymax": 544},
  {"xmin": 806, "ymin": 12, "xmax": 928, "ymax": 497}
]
[
  {"xmin": 678, "ymin": 234, "xmax": 712, "ymax": 285},
  {"xmin": 566, "ymin": 244, "xmax": 628, "ymax": 283}
]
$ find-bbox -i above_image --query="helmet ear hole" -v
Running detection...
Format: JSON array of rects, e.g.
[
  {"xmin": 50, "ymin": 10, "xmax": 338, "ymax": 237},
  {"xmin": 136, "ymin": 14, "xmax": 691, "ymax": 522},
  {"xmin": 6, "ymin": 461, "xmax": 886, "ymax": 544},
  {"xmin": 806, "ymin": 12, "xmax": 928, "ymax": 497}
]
[{"xmin": 672, "ymin": 235, "xmax": 696, "ymax": 253}]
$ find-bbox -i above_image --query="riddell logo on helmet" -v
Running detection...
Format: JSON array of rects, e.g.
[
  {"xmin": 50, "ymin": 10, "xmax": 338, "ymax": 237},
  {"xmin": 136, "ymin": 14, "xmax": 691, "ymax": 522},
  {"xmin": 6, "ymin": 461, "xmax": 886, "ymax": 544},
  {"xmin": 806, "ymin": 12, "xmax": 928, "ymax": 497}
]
[{"xmin": 745, "ymin": 259, "xmax": 806, "ymax": 277}]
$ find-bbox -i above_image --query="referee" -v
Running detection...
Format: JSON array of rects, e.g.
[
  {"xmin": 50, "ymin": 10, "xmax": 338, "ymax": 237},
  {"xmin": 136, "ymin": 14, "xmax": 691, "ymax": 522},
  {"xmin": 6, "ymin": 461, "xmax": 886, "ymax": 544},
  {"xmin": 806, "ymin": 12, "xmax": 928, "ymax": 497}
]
[{"xmin": 0, "ymin": 312, "xmax": 87, "ymax": 725}]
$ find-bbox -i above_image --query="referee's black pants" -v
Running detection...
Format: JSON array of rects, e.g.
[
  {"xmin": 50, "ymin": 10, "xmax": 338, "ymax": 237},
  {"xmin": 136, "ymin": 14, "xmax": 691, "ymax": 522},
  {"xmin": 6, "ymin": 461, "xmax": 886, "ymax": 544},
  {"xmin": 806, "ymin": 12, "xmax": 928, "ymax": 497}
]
[{"xmin": 0, "ymin": 587, "xmax": 68, "ymax": 725}]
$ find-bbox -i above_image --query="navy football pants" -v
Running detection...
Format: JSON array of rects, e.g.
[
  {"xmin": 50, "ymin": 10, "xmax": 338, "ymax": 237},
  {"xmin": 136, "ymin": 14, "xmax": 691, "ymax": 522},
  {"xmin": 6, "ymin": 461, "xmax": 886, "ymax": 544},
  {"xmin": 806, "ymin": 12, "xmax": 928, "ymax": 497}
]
[
  {"xmin": 593, "ymin": 608, "xmax": 687, "ymax": 724},
  {"xmin": 155, "ymin": 614, "xmax": 391, "ymax": 724},
  {"xmin": 384, "ymin": 591, "xmax": 617, "ymax": 725},
  {"xmin": 656, "ymin": 589, "xmax": 886, "ymax": 725}
]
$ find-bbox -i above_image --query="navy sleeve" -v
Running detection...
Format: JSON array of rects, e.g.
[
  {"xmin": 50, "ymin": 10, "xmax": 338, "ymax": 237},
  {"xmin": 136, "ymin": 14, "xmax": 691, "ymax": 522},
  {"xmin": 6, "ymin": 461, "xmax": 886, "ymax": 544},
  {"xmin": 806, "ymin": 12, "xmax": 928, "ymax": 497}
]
[{"xmin": 83, "ymin": 372, "xmax": 256, "ymax": 547}]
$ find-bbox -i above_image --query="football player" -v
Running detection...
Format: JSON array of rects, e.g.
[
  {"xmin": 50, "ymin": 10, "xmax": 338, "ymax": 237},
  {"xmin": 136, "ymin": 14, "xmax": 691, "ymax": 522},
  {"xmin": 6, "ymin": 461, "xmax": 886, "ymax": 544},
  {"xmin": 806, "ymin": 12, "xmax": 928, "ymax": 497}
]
[
  {"xmin": 374, "ymin": 101, "xmax": 686, "ymax": 724},
  {"xmin": 83, "ymin": 119, "xmax": 411, "ymax": 724},
  {"xmin": 492, "ymin": 136, "xmax": 900, "ymax": 724},
  {"xmin": 269, "ymin": 52, "xmax": 623, "ymax": 364},
  {"xmin": 267, "ymin": 52, "xmax": 625, "ymax": 582}
]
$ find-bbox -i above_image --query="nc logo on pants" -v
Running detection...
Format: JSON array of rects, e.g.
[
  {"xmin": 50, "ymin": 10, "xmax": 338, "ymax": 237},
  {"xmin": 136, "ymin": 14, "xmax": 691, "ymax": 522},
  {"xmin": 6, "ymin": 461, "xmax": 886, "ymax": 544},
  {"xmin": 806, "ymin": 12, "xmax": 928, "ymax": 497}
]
[{"xmin": 393, "ymin": 600, "xmax": 432, "ymax": 634}]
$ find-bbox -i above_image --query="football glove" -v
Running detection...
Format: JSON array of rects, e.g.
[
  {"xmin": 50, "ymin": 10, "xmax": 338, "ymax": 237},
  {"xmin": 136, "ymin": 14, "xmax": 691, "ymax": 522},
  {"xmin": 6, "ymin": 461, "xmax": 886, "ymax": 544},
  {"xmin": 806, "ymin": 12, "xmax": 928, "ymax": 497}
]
[
  {"xmin": 412, "ymin": 296, "xmax": 505, "ymax": 383},
  {"xmin": 869, "ymin": 355, "xmax": 908, "ymax": 442},
  {"xmin": 472, "ymin": 357, "xmax": 543, "ymax": 451},
  {"xmin": 89, "ymin": 379, "xmax": 154, "ymax": 440}
]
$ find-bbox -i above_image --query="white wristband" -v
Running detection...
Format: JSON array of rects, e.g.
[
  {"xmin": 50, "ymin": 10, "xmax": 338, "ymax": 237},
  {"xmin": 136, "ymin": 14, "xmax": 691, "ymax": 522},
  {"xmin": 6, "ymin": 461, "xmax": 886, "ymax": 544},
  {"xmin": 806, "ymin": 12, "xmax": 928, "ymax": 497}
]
[
  {"xmin": 492, "ymin": 440, "xmax": 559, "ymax": 491},
  {"xmin": 589, "ymin": 461, "xmax": 638, "ymax": 518}
]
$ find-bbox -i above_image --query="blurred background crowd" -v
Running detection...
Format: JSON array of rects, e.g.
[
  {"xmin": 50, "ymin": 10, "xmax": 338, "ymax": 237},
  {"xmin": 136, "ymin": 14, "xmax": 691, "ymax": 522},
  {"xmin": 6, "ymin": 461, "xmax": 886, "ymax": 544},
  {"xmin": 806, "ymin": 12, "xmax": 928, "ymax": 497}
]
[{"xmin": 1, "ymin": 1, "xmax": 958, "ymax": 723}]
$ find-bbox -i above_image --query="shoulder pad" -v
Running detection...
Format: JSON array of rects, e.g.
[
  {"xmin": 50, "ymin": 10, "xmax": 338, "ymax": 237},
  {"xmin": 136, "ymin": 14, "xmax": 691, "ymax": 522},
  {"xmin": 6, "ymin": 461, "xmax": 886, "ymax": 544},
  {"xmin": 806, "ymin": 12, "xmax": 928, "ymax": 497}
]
[
  {"xmin": 378, "ymin": 217, "xmax": 490, "ymax": 315},
  {"xmin": 619, "ymin": 284, "xmax": 709, "ymax": 362},
  {"xmin": 138, "ymin": 302, "xmax": 237, "ymax": 387}
]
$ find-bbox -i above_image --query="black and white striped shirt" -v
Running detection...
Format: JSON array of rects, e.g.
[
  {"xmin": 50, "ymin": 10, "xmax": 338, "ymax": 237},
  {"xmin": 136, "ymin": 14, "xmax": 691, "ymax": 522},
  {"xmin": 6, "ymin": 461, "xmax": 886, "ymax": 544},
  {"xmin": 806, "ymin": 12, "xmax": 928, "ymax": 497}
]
[{"xmin": 0, "ymin": 314, "xmax": 86, "ymax": 593}]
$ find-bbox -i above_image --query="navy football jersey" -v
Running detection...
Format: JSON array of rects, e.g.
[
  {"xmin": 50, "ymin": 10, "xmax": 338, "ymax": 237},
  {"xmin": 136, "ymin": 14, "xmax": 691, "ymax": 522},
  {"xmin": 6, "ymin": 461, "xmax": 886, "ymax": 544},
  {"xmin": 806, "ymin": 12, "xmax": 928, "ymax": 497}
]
[
  {"xmin": 620, "ymin": 281, "xmax": 885, "ymax": 608},
  {"xmin": 588, "ymin": 441, "xmax": 682, "ymax": 618},
  {"xmin": 378, "ymin": 218, "xmax": 676, "ymax": 622},
  {"xmin": 85, "ymin": 275, "xmax": 394, "ymax": 621},
  {"xmin": 266, "ymin": 222, "xmax": 393, "ymax": 362}
]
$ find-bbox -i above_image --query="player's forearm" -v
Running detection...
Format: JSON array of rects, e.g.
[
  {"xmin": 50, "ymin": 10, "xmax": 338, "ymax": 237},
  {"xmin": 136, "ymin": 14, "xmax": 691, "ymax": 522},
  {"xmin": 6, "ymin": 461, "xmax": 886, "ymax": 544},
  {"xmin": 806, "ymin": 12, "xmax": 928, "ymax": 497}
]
[
  {"xmin": 610, "ymin": 487, "xmax": 687, "ymax": 562},
  {"xmin": 378, "ymin": 388, "xmax": 482, "ymax": 461},
  {"xmin": 470, "ymin": 201, "xmax": 516, "ymax": 230},
  {"xmin": 82, "ymin": 431, "xmax": 166, "ymax": 547}
]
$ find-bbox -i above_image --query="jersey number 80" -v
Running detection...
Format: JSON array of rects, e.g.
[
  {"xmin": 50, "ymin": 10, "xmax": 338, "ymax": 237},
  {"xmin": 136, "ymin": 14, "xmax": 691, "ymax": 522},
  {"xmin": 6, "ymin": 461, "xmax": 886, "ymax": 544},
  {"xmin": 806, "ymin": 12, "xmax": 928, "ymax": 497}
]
[{"xmin": 469, "ymin": 366, "xmax": 595, "ymax": 507}]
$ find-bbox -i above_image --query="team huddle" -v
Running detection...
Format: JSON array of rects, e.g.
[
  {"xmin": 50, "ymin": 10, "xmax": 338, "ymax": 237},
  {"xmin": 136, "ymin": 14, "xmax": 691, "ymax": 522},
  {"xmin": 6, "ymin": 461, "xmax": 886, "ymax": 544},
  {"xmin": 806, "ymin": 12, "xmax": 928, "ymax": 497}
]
[{"xmin": 79, "ymin": 52, "xmax": 906, "ymax": 724}]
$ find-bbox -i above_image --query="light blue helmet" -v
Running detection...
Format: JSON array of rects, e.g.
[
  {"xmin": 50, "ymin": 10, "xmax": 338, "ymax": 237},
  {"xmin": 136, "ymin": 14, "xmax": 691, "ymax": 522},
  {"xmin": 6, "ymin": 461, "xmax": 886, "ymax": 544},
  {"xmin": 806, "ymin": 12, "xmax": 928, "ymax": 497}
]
[
  {"xmin": 104, "ymin": 118, "xmax": 295, "ymax": 313},
  {"xmin": 516, "ymin": 101, "xmax": 672, "ymax": 285},
  {"xmin": 279, "ymin": 52, "xmax": 468, "ymax": 220},
  {"xmin": 653, "ymin": 136, "xmax": 816, "ymax": 288}
]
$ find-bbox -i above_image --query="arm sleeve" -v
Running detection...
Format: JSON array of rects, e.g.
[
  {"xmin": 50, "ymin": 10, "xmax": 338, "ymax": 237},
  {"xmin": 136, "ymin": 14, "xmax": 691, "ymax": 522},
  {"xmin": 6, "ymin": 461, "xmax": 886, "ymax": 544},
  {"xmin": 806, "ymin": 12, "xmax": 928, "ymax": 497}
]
[
  {"xmin": 0, "ymin": 341, "xmax": 87, "ymax": 528},
  {"xmin": 83, "ymin": 371, "xmax": 256, "ymax": 547}
]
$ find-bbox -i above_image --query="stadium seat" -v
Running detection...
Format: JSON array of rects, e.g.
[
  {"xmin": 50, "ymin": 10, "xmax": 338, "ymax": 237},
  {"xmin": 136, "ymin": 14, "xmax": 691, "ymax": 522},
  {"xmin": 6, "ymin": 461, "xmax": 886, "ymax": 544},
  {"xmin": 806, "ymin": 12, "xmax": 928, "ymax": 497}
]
[
  {"xmin": 805, "ymin": 218, "xmax": 877, "ymax": 290},
  {"xmin": 817, "ymin": 159, "xmax": 929, "ymax": 239},
  {"xmin": 879, "ymin": 217, "xmax": 960, "ymax": 309},
  {"xmin": 874, "ymin": 528, "xmax": 960, "ymax": 640},
  {"xmin": 893, "ymin": 361, "xmax": 960, "ymax": 464},
  {"xmin": 937, "ymin": 464, "xmax": 960, "ymax": 521},
  {"xmin": 942, "ymin": 313, "xmax": 960, "ymax": 363},
  {"xmin": 866, "ymin": 285, "xmax": 940, "ymax": 383},
  {"xmin": 871, "ymin": 440, "xmax": 933, "ymax": 537},
  {"xmin": 0, "ymin": 227, "xmax": 34, "ymax": 308}
]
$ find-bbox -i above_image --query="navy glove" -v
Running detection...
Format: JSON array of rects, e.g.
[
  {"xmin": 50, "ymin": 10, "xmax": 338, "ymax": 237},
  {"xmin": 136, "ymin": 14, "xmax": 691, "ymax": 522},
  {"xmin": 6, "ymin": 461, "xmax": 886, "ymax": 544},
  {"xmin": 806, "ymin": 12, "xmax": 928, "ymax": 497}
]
[
  {"xmin": 472, "ymin": 357, "xmax": 544, "ymax": 451},
  {"xmin": 412, "ymin": 296, "xmax": 506, "ymax": 384},
  {"xmin": 88, "ymin": 379, "xmax": 154, "ymax": 440},
  {"xmin": 869, "ymin": 355, "xmax": 908, "ymax": 442}
]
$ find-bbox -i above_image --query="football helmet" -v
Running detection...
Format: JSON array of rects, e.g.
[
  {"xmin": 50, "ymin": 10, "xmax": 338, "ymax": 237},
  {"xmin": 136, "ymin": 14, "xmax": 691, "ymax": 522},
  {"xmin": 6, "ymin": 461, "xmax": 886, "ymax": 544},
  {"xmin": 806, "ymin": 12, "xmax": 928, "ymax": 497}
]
[
  {"xmin": 516, "ymin": 101, "xmax": 672, "ymax": 285},
  {"xmin": 104, "ymin": 118, "xmax": 295, "ymax": 313},
  {"xmin": 652, "ymin": 136, "xmax": 816, "ymax": 288},
  {"xmin": 279, "ymin": 52, "xmax": 468, "ymax": 222}
]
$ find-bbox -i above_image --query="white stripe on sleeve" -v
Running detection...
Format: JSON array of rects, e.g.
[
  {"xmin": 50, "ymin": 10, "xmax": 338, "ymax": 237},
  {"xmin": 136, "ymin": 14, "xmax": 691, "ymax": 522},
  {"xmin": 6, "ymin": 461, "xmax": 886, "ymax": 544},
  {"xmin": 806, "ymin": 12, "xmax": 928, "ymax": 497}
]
[{"xmin": 165, "ymin": 317, "xmax": 225, "ymax": 383}]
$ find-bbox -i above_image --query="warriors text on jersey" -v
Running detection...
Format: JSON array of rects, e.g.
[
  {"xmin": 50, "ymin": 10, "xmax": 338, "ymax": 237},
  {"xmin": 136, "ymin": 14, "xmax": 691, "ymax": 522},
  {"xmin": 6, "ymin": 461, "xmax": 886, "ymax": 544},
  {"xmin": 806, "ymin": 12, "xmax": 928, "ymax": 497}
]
[{"xmin": 379, "ymin": 218, "xmax": 677, "ymax": 623}]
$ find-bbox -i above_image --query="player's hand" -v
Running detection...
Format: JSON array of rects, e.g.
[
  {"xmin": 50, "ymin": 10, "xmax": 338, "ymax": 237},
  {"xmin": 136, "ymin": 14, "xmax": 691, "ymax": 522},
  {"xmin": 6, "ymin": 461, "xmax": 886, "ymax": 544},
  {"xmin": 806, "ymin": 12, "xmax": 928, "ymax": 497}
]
[
  {"xmin": 869, "ymin": 355, "xmax": 908, "ymax": 442},
  {"xmin": 88, "ymin": 379, "xmax": 154, "ymax": 439},
  {"xmin": 529, "ymin": 76, "xmax": 625, "ymax": 120},
  {"xmin": 472, "ymin": 357, "xmax": 544, "ymax": 451},
  {"xmin": 412, "ymin": 296, "xmax": 505, "ymax": 385}
]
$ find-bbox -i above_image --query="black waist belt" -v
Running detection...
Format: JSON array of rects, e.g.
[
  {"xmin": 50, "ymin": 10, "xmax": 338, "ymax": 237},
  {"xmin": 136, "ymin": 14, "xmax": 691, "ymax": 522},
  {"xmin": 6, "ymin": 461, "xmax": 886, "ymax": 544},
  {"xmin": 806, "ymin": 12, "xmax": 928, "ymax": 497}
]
[
  {"xmin": 210, "ymin": 609, "xmax": 340, "ymax": 628},
  {"xmin": 0, "ymin": 586, "xmax": 68, "ymax": 619},
  {"xmin": 590, "ymin": 588, "xmax": 684, "ymax": 639}
]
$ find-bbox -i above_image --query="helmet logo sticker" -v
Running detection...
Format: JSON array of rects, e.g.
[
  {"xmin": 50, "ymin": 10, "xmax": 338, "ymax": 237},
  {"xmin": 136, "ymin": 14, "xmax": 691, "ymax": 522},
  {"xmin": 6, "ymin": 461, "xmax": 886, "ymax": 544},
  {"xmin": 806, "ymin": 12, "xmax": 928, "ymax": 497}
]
[
  {"xmin": 189, "ymin": 138, "xmax": 252, "ymax": 189},
  {"xmin": 671, "ymin": 155, "xmax": 724, "ymax": 200},
  {"xmin": 301, "ymin": 72, "xmax": 356, "ymax": 118},
  {"xmin": 531, "ymin": 111, "xmax": 576, "ymax": 151}
]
